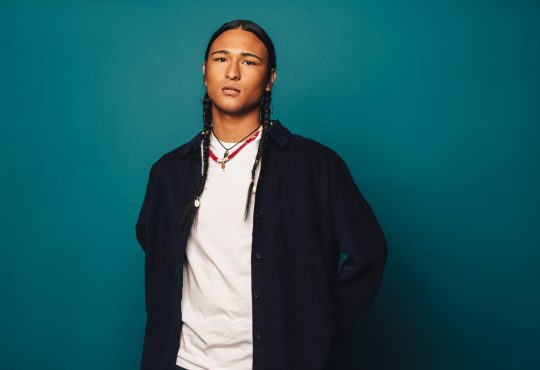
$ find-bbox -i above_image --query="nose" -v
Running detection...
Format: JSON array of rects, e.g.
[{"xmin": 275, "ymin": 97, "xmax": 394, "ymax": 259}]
[{"xmin": 225, "ymin": 60, "xmax": 240, "ymax": 80}]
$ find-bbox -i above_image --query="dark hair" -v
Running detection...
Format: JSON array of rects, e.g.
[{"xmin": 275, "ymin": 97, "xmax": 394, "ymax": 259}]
[{"xmin": 181, "ymin": 19, "xmax": 277, "ymax": 233}]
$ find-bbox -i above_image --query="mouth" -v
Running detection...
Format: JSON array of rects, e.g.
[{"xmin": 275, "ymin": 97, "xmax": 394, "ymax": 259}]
[{"xmin": 222, "ymin": 86, "xmax": 241, "ymax": 96}]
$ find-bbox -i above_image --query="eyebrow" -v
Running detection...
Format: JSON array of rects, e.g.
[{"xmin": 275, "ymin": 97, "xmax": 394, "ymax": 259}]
[{"xmin": 210, "ymin": 49, "xmax": 263, "ymax": 62}]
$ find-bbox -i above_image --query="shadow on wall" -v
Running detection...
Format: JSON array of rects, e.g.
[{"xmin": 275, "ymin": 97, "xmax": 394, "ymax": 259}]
[{"xmin": 325, "ymin": 252, "xmax": 447, "ymax": 370}]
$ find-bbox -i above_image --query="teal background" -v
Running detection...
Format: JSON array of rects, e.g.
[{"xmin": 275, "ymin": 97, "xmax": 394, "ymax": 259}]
[{"xmin": 2, "ymin": 0, "xmax": 539, "ymax": 369}]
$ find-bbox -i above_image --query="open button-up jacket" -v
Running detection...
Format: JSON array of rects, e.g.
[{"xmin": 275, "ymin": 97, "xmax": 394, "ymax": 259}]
[{"xmin": 135, "ymin": 119, "xmax": 387, "ymax": 370}]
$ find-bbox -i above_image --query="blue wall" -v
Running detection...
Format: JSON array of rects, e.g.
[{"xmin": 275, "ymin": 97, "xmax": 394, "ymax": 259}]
[{"xmin": 3, "ymin": 1, "xmax": 539, "ymax": 369}]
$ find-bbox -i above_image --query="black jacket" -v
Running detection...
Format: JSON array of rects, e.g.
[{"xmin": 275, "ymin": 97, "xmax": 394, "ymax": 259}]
[{"xmin": 136, "ymin": 119, "xmax": 388, "ymax": 370}]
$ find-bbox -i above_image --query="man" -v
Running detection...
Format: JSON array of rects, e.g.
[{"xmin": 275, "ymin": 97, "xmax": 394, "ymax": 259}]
[{"xmin": 136, "ymin": 19, "xmax": 388, "ymax": 370}]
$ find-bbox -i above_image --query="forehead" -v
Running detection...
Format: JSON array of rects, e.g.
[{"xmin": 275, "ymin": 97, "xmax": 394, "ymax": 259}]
[{"xmin": 210, "ymin": 29, "xmax": 268, "ymax": 59}]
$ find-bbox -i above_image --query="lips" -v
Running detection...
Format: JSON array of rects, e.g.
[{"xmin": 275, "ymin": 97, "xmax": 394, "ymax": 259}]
[{"xmin": 222, "ymin": 85, "xmax": 241, "ymax": 94}]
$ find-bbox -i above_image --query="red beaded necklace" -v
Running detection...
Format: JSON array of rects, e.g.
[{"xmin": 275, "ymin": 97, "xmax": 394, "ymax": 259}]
[{"xmin": 208, "ymin": 126, "xmax": 261, "ymax": 171}]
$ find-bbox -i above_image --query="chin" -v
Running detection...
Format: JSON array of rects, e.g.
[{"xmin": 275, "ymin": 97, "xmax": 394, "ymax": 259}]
[{"xmin": 213, "ymin": 100, "xmax": 250, "ymax": 115}]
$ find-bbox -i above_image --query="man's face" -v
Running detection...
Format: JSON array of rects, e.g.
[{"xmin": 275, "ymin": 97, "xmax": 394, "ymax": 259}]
[{"xmin": 203, "ymin": 29, "xmax": 276, "ymax": 116}]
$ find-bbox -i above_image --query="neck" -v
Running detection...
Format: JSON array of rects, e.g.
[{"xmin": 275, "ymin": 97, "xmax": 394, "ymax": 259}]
[{"xmin": 210, "ymin": 108, "xmax": 262, "ymax": 142}]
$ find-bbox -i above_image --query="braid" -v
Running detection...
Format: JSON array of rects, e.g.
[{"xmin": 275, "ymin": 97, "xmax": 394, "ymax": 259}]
[
  {"xmin": 244, "ymin": 90, "xmax": 272, "ymax": 221},
  {"xmin": 182, "ymin": 89, "xmax": 273, "ymax": 232},
  {"xmin": 181, "ymin": 92, "xmax": 212, "ymax": 233}
]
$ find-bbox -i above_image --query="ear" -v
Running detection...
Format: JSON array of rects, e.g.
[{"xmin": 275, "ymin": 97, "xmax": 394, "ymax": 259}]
[
  {"xmin": 202, "ymin": 62, "xmax": 207, "ymax": 86},
  {"xmin": 265, "ymin": 68, "xmax": 276, "ymax": 92}
]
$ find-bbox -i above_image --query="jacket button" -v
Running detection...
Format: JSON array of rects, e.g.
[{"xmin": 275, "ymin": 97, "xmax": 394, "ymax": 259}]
[
  {"xmin": 254, "ymin": 291, "xmax": 261, "ymax": 299},
  {"xmin": 255, "ymin": 252, "xmax": 261, "ymax": 259},
  {"xmin": 255, "ymin": 333, "xmax": 263, "ymax": 341},
  {"xmin": 254, "ymin": 213, "xmax": 259, "ymax": 218}
]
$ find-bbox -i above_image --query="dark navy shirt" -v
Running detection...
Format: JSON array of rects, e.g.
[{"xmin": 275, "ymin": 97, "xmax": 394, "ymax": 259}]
[{"xmin": 136, "ymin": 119, "xmax": 388, "ymax": 370}]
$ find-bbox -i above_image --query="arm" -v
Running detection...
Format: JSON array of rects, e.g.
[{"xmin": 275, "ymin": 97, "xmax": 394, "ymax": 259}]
[
  {"xmin": 329, "ymin": 153, "xmax": 388, "ymax": 338},
  {"xmin": 136, "ymin": 163, "xmax": 157, "ymax": 253}
]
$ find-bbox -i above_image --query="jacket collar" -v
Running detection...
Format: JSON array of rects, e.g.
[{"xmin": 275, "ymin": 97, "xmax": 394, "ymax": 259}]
[{"xmin": 178, "ymin": 119, "xmax": 291, "ymax": 159}]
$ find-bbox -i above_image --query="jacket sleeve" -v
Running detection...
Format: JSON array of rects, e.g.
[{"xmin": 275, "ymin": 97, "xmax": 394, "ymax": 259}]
[
  {"xmin": 136, "ymin": 163, "xmax": 157, "ymax": 253},
  {"xmin": 329, "ymin": 152, "xmax": 388, "ymax": 338}
]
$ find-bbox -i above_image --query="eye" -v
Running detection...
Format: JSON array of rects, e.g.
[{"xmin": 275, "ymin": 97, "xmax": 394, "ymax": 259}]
[
  {"xmin": 214, "ymin": 57, "xmax": 226, "ymax": 62},
  {"xmin": 244, "ymin": 60, "xmax": 256, "ymax": 65}
]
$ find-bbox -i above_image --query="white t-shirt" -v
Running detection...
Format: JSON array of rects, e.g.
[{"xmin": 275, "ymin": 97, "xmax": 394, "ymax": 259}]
[{"xmin": 177, "ymin": 125, "xmax": 263, "ymax": 370}]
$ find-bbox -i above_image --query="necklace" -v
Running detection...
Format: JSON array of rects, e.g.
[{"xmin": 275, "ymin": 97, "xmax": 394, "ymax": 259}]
[{"xmin": 208, "ymin": 125, "xmax": 262, "ymax": 171}]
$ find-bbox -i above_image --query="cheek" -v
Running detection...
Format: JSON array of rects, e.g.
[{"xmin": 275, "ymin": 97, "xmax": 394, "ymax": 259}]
[
  {"xmin": 205, "ymin": 67, "xmax": 223, "ymax": 83},
  {"xmin": 249, "ymin": 71, "xmax": 268, "ymax": 84},
  {"xmin": 244, "ymin": 76, "xmax": 268, "ymax": 93}
]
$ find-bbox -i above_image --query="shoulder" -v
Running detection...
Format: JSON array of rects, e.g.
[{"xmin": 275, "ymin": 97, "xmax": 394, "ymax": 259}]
[
  {"xmin": 157, "ymin": 142, "xmax": 190, "ymax": 165},
  {"xmin": 287, "ymin": 132, "xmax": 348, "ymax": 167},
  {"xmin": 147, "ymin": 139, "xmax": 195, "ymax": 179},
  {"xmin": 285, "ymin": 132, "xmax": 356, "ymax": 191}
]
